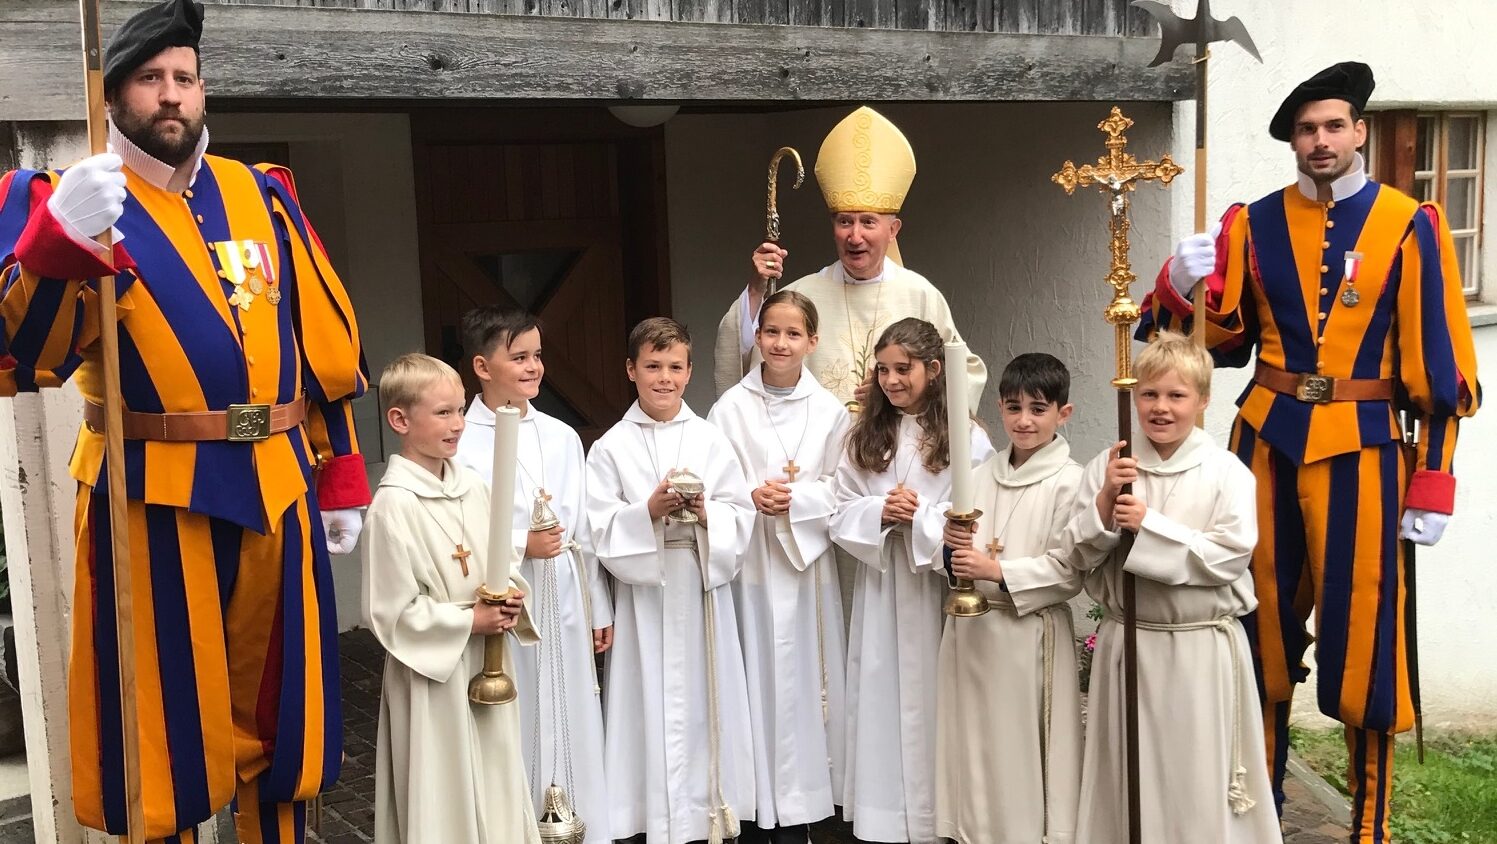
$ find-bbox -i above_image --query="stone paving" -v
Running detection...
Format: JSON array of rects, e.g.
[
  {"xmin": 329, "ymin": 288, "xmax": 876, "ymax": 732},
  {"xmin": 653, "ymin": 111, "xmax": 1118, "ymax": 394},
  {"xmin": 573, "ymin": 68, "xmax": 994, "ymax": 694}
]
[{"xmin": 0, "ymin": 628, "xmax": 1351, "ymax": 843}]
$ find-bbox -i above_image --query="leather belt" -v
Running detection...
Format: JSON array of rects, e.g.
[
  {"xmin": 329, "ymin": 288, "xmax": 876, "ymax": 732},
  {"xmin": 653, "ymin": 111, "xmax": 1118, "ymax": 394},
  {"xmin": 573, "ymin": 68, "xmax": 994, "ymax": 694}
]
[
  {"xmin": 83, "ymin": 397, "xmax": 306, "ymax": 442},
  {"xmin": 1254, "ymin": 362, "xmax": 1393, "ymax": 404}
]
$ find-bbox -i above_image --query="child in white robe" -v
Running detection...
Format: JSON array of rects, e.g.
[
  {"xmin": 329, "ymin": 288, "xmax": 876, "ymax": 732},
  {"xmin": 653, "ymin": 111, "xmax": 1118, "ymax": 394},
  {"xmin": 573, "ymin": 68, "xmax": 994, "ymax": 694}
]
[
  {"xmin": 454, "ymin": 306, "xmax": 612, "ymax": 842},
  {"xmin": 585, "ymin": 317, "xmax": 757, "ymax": 844},
  {"xmin": 362, "ymin": 353, "xmax": 539, "ymax": 844},
  {"xmin": 830, "ymin": 317, "xmax": 993, "ymax": 844},
  {"xmin": 1063, "ymin": 332, "xmax": 1278, "ymax": 843},
  {"xmin": 936, "ymin": 352, "xmax": 1085, "ymax": 844},
  {"xmin": 707, "ymin": 291, "xmax": 851, "ymax": 844}
]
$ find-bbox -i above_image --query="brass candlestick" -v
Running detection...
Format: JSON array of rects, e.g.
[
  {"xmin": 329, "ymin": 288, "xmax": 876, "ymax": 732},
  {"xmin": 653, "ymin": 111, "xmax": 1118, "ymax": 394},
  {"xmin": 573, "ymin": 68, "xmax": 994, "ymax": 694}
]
[
  {"xmin": 943, "ymin": 508, "xmax": 990, "ymax": 618},
  {"xmin": 468, "ymin": 584, "xmax": 519, "ymax": 705}
]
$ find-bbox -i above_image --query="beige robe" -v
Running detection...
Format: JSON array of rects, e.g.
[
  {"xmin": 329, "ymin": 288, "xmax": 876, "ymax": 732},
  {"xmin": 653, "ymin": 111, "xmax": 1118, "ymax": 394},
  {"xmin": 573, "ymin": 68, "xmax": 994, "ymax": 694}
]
[
  {"xmin": 363, "ymin": 454, "xmax": 540, "ymax": 844},
  {"xmin": 935, "ymin": 435, "xmax": 1085, "ymax": 844},
  {"xmin": 1062, "ymin": 428, "xmax": 1280, "ymax": 844},
  {"xmin": 712, "ymin": 258, "xmax": 987, "ymax": 405}
]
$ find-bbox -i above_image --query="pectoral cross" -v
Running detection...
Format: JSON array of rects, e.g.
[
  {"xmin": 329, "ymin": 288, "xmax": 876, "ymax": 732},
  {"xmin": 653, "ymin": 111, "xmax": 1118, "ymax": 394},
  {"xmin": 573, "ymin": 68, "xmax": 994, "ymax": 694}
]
[
  {"xmin": 783, "ymin": 459, "xmax": 800, "ymax": 482},
  {"xmin": 986, "ymin": 538, "xmax": 1003, "ymax": 558},
  {"xmin": 452, "ymin": 543, "xmax": 471, "ymax": 577}
]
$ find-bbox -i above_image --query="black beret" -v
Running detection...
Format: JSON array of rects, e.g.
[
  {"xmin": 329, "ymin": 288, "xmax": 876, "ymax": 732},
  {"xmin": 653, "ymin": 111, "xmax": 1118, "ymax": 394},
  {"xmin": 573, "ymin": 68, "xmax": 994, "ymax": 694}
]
[
  {"xmin": 104, "ymin": 0, "xmax": 205, "ymax": 94},
  {"xmin": 1269, "ymin": 62, "xmax": 1375, "ymax": 142}
]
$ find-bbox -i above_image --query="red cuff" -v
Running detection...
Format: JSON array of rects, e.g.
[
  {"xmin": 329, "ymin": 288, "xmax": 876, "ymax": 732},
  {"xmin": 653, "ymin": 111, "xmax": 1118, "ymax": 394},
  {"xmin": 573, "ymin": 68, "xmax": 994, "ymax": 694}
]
[
  {"xmin": 317, "ymin": 453, "xmax": 371, "ymax": 510},
  {"xmin": 1155, "ymin": 259, "xmax": 1195, "ymax": 317},
  {"xmin": 1404, "ymin": 469, "xmax": 1456, "ymax": 515},
  {"xmin": 14, "ymin": 197, "xmax": 120, "ymax": 280}
]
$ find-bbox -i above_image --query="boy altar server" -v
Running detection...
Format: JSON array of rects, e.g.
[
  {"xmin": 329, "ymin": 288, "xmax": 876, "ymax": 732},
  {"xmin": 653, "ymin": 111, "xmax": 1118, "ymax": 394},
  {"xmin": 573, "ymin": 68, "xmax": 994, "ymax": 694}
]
[
  {"xmin": 936, "ymin": 352, "xmax": 1085, "ymax": 844},
  {"xmin": 586, "ymin": 318, "xmax": 757, "ymax": 844},
  {"xmin": 455, "ymin": 307, "xmax": 613, "ymax": 842},
  {"xmin": 362, "ymin": 354, "xmax": 539, "ymax": 844},
  {"xmin": 1065, "ymin": 333, "xmax": 1278, "ymax": 843}
]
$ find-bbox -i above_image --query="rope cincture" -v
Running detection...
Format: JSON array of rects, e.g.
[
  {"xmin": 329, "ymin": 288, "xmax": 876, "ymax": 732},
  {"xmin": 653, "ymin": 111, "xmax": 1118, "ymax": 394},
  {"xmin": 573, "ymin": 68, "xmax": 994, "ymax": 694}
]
[
  {"xmin": 703, "ymin": 585, "xmax": 739, "ymax": 844},
  {"xmin": 1130, "ymin": 615, "xmax": 1256, "ymax": 816}
]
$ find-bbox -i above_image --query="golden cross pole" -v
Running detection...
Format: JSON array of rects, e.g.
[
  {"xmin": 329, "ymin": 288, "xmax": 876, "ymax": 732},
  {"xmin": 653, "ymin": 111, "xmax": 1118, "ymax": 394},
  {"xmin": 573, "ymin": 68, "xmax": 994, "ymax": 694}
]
[
  {"xmin": 1052, "ymin": 106, "xmax": 1182, "ymax": 844},
  {"xmin": 1053, "ymin": 108, "xmax": 1184, "ymax": 386}
]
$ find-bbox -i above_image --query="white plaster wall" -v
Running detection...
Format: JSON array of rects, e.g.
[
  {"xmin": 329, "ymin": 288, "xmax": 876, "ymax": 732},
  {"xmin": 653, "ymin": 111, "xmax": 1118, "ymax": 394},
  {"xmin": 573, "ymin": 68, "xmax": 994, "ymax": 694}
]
[
  {"xmin": 1164, "ymin": 0, "xmax": 1497, "ymax": 726},
  {"xmin": 210, "ymin": 112, "xmax": 424, "ymax": 631},
  {"xmin": 668, "ymin": 102, "xmax": 1173, "ymax": 461}
]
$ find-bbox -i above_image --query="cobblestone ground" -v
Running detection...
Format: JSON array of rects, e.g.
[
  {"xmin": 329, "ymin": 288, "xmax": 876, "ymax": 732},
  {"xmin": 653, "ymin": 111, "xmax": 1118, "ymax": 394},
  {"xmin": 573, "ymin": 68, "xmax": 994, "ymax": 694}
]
[{"xmin": 0, "ymin": 629, "xmax": 1350, "ymax": 843}]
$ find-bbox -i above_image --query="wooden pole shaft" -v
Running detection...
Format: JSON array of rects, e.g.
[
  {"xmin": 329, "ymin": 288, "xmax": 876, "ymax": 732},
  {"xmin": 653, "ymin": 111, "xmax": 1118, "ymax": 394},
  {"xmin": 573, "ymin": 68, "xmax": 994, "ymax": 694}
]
[
  {"xmin": 78, "ymin": 2, "xmax": 146, "ymax": 841},
  {"xmin": 1117, "ymin": 386, "xmax": 1141, "ymax": 844},
  {"xmin": 1192, "ymin": 51, "xmax": 1209, "ymax": 431}
]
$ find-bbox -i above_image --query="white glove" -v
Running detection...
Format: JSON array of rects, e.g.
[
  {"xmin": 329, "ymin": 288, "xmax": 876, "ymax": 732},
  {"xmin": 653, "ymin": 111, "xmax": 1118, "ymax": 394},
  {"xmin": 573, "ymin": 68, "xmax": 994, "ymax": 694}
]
[
  {"xmin": 1399, "ymin": 509, "xmax": 1449, "ymax": 547},
  {"xmin": 1168, "ymin": 221, "xmax": 1223, "ymax": 297},
  {"xmin": 47, "ymin": 153, "xmax": 126, "ymax": 241},
  {"xmin": 322, "ymin": 508, "xmax": 364, "ymax": 555}
]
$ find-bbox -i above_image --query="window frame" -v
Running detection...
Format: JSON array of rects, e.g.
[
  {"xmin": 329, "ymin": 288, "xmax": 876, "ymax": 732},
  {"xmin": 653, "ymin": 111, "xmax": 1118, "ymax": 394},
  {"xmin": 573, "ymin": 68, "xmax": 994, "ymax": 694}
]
[{"xmin": 1367, "ymin": 110, "xmax": 1485, "ymax": 299}]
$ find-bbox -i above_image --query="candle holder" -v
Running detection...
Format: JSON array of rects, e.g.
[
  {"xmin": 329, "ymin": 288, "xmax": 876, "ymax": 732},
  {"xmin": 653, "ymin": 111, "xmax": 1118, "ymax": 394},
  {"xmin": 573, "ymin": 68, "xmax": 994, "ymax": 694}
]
[
  {"xmin": 468, "ymin": 584, "xmax": 519, "ymax": 705},
  {"xmin": 943, "ymin": 508, "xmax": 991, "ymax": 618}
]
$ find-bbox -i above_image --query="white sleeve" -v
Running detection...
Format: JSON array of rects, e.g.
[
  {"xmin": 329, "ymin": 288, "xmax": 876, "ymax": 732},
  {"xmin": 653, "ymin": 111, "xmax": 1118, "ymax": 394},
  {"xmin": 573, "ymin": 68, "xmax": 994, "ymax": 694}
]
[
  {"xmin": 1124, "ymin": 462, "xmax": 1258, "ymax": 587},
  {"xmin": 585, "ymin": 443, "xmax": 665, "ymax": 587},
  {"xmin": 361, "ymin": 499, "xmax": 474, "ymax": 683}
]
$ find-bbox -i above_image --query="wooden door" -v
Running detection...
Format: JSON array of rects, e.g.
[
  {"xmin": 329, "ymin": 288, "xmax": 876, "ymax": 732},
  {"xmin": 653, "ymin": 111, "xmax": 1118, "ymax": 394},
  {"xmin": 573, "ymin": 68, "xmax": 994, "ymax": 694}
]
[{"xmin": 413, "ymin": 110, "xmax": 671, "ymax": 444}]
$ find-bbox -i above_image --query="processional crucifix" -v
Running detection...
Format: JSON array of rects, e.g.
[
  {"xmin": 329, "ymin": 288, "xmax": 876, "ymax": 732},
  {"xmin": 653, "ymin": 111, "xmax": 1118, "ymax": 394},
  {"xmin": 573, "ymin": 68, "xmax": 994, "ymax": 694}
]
[{"xmin": 1052, "ymin": 107, "xmax": 1182, "ymax": 844}]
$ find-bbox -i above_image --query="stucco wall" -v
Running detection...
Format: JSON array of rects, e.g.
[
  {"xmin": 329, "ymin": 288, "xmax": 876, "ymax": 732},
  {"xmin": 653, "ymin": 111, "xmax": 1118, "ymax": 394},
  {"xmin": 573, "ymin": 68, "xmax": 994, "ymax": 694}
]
[
  {"xmin": 669, "ymin": 101, "xmax": 1173, "ymax": 460},
  {"xmin": 1162, "ymin": 0, "xmax": 1497, "ymax": 727}
]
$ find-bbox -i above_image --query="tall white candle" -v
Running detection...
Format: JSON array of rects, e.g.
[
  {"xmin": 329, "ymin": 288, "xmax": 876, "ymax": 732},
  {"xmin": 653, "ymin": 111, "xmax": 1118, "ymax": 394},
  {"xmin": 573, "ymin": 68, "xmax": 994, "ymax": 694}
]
[
  {"xmin": 944, "ymin": 340, "xmax": 974, "ymax": 515},
  {"xmin": 487, "ymin": 405, "xmax": 522, "ymax": 587}
]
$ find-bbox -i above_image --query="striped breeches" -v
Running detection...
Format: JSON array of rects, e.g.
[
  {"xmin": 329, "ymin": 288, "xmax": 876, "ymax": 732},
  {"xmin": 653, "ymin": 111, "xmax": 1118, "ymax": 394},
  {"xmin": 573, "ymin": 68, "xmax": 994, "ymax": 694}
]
[
  {"xmin": 1231, "ymin": 420, "xmax": 1409, "ymax": 844},
  {"xmin": 69, "ymin": 483, "xmax": 341, "ymax": 842}
]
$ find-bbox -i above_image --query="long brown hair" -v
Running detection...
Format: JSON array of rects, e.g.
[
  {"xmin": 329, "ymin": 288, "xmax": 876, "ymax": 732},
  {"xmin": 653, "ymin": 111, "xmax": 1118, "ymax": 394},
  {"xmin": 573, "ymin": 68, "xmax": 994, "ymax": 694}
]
[{"xmin": 846, "ymin": 317, "xmax": 952, "ymax": 475}]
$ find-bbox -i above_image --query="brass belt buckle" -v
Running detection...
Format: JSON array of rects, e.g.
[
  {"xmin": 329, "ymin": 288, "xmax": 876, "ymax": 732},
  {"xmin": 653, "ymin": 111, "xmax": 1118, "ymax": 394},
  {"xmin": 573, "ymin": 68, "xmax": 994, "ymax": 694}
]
[
  {"xmin": 227, "ymin": 403, "xmax": 273, "ymax": 442},
  {"xmin": 1295, "ymin": 374, "xmax": 1333, "ymax": 404}
]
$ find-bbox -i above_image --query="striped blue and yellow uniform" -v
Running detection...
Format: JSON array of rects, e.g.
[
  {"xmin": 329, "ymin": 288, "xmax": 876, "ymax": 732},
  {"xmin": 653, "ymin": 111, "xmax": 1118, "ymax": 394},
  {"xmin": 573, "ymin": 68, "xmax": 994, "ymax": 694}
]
[
  {"xmin": 0, "ymin": 154, "xmax": 370, "ymax": 843},
  {"xmin": 1141, "ymin": 180, "xmax": 1480, "ymax": 843}
]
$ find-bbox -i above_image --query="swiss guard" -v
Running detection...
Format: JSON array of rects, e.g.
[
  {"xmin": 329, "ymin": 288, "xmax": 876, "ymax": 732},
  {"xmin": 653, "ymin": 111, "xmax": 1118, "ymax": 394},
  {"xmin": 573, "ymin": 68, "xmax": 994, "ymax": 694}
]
[
  {"xmin": 0, "ymin": 1, "xmax": 369, "ymax": 841},
  {"xmin": 1143, "ymin": 62, "xmax": 1481, "ymax": 844}
]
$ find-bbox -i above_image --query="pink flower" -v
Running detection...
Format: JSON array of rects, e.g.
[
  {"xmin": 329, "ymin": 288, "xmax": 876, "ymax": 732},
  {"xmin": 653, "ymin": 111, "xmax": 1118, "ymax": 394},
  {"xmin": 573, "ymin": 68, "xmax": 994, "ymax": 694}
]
[{"xmin": 1084, "ymin": 633, "xmax": 1097, "ymax": 653}]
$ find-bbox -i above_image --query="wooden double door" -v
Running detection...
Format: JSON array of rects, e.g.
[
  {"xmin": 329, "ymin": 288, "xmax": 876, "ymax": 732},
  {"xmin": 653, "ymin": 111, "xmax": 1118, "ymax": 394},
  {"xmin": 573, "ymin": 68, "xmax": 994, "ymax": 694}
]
[{"xmin": 413, "ymin": 109, "xmax": 671, "ymax": 444}]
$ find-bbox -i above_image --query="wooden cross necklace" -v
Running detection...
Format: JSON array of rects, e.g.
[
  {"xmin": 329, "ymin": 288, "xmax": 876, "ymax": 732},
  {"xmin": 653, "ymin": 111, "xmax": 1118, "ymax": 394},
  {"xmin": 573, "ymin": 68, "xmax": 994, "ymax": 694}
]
[
  {"xmin": 983, "ymin": 485, "xmax": 1033, "ymax": 560},
  {"xmin": 416, "ymin": 495, "xmax": 473, "ymax": 577},
  {"xmin": 760, "ymin": 390, "xmax": 811, "ymax": 484}
]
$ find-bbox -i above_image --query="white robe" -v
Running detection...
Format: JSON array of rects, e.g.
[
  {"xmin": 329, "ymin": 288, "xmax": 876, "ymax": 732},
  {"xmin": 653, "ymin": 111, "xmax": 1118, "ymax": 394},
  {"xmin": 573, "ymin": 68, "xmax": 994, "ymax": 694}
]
[
  {"xmin": 363, "ymin": 454, "xmax": 541, "ymax": 844},
  {"xmin": 585, "ymin": 401, "xmax": 757, "ymax": 843},
  {"xmin": 713, "ymin": 258, "xmax": 987, "ymax": 405},
  {"xmin": 455, "ymin": 399, "xmax": 613, "ymax": 843},
  {"xmin": 935, "ymin": 435, "xmax": 1085, "ymax": 844},
  {"xmin": 830, "ymin": 414, "xmax": 994, "ymax": 844},
  {"xmin": 1061, "ymin": 428, "xmax": 1279, "ymax": 844},
  {"xmin": 707, "ymin": 366, "xmax": 851, "ymax": 829}
]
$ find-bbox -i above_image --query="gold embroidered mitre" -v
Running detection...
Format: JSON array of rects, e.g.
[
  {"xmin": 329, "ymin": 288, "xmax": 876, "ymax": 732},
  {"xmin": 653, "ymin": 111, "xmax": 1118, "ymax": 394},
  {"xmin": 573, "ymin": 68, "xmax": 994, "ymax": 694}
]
[{"xmin": 815, "ymin": 106, "xmax": 916, "ymax": 214}]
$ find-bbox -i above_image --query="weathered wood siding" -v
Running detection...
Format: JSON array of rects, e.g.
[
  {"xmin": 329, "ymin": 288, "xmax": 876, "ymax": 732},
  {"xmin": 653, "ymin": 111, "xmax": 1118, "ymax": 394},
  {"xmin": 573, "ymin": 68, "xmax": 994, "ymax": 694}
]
[{"xmin": 202, "ymin": 0, "xmax": 1155, "ymax": 34}]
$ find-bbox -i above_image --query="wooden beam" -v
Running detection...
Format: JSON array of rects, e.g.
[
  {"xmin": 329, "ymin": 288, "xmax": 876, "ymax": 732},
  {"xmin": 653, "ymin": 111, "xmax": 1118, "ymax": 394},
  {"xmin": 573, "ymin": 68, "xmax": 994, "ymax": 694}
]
[{"xmin": 2, "ymin": 0, "xmax": 1191, "ymax": 120}]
